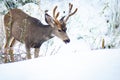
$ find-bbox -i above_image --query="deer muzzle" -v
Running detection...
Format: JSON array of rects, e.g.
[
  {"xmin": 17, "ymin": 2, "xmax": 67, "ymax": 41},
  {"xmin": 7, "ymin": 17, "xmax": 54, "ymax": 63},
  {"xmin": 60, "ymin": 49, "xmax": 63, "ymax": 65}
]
[{"xmin": 63, "ymin": 39, "xmax": 70, "ymax": 44}]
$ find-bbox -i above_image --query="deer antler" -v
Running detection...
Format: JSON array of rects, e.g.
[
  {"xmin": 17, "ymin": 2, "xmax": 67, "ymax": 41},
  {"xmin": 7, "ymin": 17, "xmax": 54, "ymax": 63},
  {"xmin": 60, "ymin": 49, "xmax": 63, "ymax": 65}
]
[
  {"xmin": 53, "ymin": 6, "xmax": 60, "ymax": 19},
  {"xmin": 53, "ymin": 6, "xmax": 61, "ymax": 29},
  {"xmin": 64, "ymin": 3, "xmax": 78, "ymax": 23}
]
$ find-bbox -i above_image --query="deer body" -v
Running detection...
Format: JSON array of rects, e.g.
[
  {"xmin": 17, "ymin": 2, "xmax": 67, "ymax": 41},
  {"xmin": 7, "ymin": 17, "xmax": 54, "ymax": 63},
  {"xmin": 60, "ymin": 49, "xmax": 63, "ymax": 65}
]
[
  {"xmin": 5, "ymin": 9, "xmax": 53, "ymax": 47},
  {"xmin": 4, "ymin": 3, "xmax": 77, "ymax": 62}
]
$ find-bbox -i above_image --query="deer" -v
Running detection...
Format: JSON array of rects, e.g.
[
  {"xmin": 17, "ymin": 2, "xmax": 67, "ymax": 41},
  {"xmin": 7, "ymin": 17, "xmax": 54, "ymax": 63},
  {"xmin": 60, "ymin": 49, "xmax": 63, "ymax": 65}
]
[{"xmin": 3, "ymin": 3, "xmax": 78, "ymax": 63}]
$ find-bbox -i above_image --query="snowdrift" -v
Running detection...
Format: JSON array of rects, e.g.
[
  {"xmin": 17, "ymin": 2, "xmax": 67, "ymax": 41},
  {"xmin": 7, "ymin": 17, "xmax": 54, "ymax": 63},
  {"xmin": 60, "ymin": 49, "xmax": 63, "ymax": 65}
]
[{"xmin": 0, "ymin": 49, "xmax": 120, "ymax": 80}]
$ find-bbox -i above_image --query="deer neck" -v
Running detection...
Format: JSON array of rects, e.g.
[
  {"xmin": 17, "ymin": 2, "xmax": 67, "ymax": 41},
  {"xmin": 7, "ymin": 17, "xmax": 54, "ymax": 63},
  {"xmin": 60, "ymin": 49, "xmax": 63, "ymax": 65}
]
[{"xmin": 41, "ymin": 24, "xmax": 55, "ymax": 40}]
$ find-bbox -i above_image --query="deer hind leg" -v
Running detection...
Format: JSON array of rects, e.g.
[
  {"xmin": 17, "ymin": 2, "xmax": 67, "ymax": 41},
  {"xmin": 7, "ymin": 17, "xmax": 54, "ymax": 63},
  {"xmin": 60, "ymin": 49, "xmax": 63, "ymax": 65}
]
[
  {"xmin": 3, "ymin": 27, "xmax": 12, "ymax": 63},
  {"xmin": 34, "ymin": 48, "xmax": 40, "ymax": 58},
  {"xmin": 9, "ymin": 37, "xmax": 16, "ymax": 62},
  {"xmin": 4, "ymin": 27, "xmax": 11, "ymax": 49}
]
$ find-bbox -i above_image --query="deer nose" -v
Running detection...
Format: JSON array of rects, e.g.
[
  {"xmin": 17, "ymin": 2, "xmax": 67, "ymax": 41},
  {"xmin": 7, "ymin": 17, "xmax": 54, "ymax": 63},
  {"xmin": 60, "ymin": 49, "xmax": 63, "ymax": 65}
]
[{"xmin": 64, "ymin": 39, "xmax": 70, "ymax": 44}]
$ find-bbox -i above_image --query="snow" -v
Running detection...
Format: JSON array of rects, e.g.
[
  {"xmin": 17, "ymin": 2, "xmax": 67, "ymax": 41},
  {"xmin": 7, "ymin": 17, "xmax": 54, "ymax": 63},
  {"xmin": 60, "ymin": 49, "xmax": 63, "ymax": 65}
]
[
  {"xmin": 0, "ymin": 0, "xmax": 120, "ymax": 80},
  {"xmin": 0, "ymin": 49, "xmax": 120, "ymax": 80}
]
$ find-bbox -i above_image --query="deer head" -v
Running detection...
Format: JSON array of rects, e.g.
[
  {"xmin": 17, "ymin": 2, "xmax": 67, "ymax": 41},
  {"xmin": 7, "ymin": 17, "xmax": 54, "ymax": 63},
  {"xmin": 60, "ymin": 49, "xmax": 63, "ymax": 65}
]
[{"xmin": 45, "ymin": 3, "xmax": 78, "ymax": 43}]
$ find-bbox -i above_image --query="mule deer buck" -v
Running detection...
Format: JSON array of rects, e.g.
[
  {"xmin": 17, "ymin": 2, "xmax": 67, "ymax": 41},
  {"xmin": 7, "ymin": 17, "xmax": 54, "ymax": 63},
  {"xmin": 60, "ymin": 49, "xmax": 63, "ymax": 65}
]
[{"xmin": 3, "ymin": 3, "xmax": 77, "ymax": 62}]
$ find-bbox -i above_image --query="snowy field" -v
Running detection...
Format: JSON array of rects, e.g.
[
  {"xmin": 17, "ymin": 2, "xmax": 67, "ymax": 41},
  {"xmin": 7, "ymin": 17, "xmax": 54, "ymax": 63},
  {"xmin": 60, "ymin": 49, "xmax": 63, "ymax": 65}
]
[
  {"xmin": 0, "ymin": 49, "xmax": 120, "ymax": 80},
  {"xmin": 0, "ymin": 0, "xmax": 120, "ymax": 80}
]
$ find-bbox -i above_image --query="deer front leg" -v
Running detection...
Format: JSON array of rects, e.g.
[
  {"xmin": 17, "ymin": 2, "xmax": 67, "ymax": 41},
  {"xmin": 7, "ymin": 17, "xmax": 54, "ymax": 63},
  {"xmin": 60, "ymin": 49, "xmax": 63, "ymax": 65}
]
[
  {"xmin": 34, "ymin": 48, "xmax": 40, "ymax": 58},
  {"xmin": 26, "ymin": 47, "xmax": 31, "ymax": 59}
]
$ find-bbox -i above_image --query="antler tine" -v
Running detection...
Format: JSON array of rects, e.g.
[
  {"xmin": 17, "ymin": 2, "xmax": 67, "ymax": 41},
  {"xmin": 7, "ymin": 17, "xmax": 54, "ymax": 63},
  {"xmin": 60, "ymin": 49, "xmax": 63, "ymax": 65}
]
[
  {"xmin": 53, "ymin": 5, "xmax": 61, "ymax": 29},
  {"xmin": 53, "ymin": 6, "xmax": 60, "ymax": 19},
  {"xmin": 69, "ymin": 3, "xmax": 73, "ymax": 13},
  {"xmin": 64, "ymin": 3, "xmax": 78, "ymax": 23},
  {"xmin": 45, "ymin": 10, "xmax": 48, "ymax": 14}
]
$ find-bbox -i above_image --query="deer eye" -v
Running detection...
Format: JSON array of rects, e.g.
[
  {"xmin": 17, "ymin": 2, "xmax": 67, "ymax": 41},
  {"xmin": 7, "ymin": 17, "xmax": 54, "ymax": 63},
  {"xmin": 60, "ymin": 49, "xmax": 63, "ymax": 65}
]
[{"xmin": 58, "ymin": 29, "xmax": 62, "ymax": 32}]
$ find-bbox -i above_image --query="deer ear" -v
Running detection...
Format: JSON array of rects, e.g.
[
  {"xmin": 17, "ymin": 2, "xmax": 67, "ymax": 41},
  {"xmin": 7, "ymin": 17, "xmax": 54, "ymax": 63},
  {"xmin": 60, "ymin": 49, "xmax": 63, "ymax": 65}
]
[{"xmin": 45, "ymin": 13, "xmax": 54, "ymax": 27}]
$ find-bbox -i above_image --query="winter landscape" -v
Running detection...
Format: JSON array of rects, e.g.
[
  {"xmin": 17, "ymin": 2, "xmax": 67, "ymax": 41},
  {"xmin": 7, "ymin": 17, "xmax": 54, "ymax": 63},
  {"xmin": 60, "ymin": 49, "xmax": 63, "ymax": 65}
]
[{"xmin": 0, "ymin": 0, "xmax": 120, "ymax": 80}]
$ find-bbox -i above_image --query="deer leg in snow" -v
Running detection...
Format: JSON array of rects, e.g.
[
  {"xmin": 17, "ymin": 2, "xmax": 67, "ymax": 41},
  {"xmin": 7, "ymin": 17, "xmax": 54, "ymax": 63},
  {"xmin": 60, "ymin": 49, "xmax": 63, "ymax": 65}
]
[
  {"xmin": 26, "ymin": 47, "xmax": 31, "ymax": 59},
  {"xmin": 4, "ymin": 29, "xmax": 12, "ymax": 63},
  {"xmin": 34, "ymin": 48, "xmax": 40, "ymax": 58}
]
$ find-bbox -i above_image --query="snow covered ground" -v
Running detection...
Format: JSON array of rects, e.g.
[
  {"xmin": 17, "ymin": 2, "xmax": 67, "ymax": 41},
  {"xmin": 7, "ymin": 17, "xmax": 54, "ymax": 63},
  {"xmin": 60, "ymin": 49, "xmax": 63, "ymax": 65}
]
[
  {"xmin": 0, "ymin": 49, "xmax": 120, "ymax": 80},
  {"xmin": 0, "ymin": 0, "xmax": 120, "ymax": 80}
]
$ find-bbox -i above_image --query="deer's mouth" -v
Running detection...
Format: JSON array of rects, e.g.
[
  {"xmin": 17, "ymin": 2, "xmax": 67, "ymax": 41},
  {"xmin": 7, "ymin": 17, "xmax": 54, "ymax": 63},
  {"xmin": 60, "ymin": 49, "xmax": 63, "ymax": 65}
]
[{"xmin": 63, "ymin": 39, "xmax": 70, "ymax": 44}]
